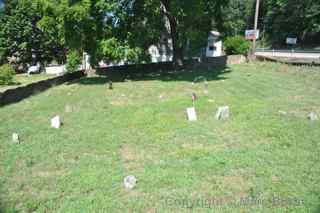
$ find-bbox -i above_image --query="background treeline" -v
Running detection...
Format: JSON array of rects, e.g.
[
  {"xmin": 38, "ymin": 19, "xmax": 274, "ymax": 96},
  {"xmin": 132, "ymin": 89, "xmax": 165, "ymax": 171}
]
[
  {"xmin": 222, "ymin": 0, "xmax": 320, "ymax": 48},
  {"xmin": 0, "ymin": 0, "xmax": 319, "ymax": 72}
]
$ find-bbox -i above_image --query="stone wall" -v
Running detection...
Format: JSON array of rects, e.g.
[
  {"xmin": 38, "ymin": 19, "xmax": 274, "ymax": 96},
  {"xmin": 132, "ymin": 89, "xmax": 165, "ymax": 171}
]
[
  {"xmin": 0, "ymin": 71, "xmax": 84, "ymax": 107},
  {"xmin": 97, "ymin": 58, "xmax": 226, "ymax": 76},
  {"xmin": 1, "ymin": 58, "xmax": 228, "ymax": 106},
  {"xmin": 227, "ymin": 55, "xmax": 247, "ymax": 65}
]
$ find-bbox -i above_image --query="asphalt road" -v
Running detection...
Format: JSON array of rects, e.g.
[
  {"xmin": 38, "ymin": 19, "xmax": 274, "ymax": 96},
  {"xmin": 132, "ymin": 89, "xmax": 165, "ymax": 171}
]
[{"xmin": 255, "ymin": 49, "xmax": 320, "ymax": 59}]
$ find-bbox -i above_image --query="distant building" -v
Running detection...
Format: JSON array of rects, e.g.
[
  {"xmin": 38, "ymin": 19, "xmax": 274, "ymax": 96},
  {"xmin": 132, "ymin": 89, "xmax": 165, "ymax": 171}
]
[
  {"xmin": 206, "ymin": 31, "xmax": 223, "ymax": 57},
  {"xmin": 148, "ymin": 17, "xmax": 173, "ymax": 63},
  {"xmin": 148, "ymin": 37, "xmax": 173, "ymax": 63}
]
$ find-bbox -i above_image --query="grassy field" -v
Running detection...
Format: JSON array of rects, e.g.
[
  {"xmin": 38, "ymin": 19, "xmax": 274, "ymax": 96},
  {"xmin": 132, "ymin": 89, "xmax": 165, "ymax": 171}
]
[
  {"xmin": 0, "ymin": 62, "xmax": 319, "ymax": 212},
  {"xmin": 0, "ymin": 73, "xmax": 55, "ymax": 93}
]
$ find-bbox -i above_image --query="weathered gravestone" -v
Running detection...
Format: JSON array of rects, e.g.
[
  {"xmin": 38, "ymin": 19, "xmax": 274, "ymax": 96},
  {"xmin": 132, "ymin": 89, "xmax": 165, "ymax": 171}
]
[
  {"xmin": 51, "ymin": 116, "xmax": 61, "ymax": 129},
  {"xmin": 308, "ymin": 112, "xmax": 318, "ymax": 121},
  {"xmin": 124, "ymin": 175, "xmax": 137, "ymax": 189},
  {"xmin": 12, "ymin": 133, "xmax": 20, "ymax": 144},
  {"xmin": 215, "ymin": 106, "xmax": 230, "ymax": 120},
  {"xmin": 186, "ymin": 107, "xmax": 197, "ymax": 121}
]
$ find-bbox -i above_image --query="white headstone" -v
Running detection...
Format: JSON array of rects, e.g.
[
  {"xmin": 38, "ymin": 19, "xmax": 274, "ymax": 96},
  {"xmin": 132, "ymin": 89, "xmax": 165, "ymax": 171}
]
[
  {"xmin": 51, "ymin": 116, "xmax": 61, "ymax": 129},
  {"xmin": 215, "ymin": 106, "xmax": 230, "ymax": 120},
  {"xmin": 12, "ymin": 133, "xmax": 20, "ymax": 144},
  {"xmin": 124, "ymin": 175, "xmax": 137, "ymax": 189},
  {"xmin": 308, "ymin": 112, "xmax": 318, "ymax": 121},
  {"xmin": 186, "ymin": 107, "xmax": 197, "ymax": 121}
]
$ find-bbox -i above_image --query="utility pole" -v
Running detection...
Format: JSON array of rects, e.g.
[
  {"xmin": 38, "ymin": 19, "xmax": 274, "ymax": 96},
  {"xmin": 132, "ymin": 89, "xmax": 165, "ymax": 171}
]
[{"xmin": 252, "ymin": 0, "xmax": 260, "ymax": 58}]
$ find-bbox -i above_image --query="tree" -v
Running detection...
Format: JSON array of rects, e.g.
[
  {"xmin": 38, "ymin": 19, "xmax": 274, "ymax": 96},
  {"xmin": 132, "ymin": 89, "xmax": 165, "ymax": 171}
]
[
  {"xmin": 262, "ymin": 0, "xmax": 320, "ymax": 46},
  {"xmin": 121, "ymin": 0, "xmax": 228, "ymax": 66},
  {"xmin": 0, "ymin": 0, "xmax": 65, "ymax": 71},
  {"xmin": 221, "ymin": 0, "xmax": 255, "ymax": 36},
  {"xmin": 37, "ymin": 0, "xmax": 141, "ymax": 68}
]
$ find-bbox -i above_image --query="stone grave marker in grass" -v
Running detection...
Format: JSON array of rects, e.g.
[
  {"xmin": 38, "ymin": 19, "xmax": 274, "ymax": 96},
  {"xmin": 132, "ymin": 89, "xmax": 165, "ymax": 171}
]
[
  {"xmin": 51, "ymin": 116, "xmax": 61, "ymax": 129},
  {"xmin": 186, "ymin": 93, "xmax": 198, "ymax": 121},
  {"xmin": 186, "ymin": 107, "xmax": 197, "ymax": 121},
  {"xmin": 215, "ymin": 106, "xmax": 230, "ymax": 120},
  {"xmin": 308, "ymin": 112, "xmax": 318, "ymax": 121},
  {"xmin": 12, "ymin": 133, "xmax": 20, "ymax": 144},
  {"xmin": 124, "ymin": 175, "xmax": 137, "ymax": 189}
]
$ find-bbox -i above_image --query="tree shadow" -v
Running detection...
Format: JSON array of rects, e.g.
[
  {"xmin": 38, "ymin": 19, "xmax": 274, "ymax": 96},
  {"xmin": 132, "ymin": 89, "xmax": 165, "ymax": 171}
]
[{"xmin": 77, "ymin": 64, "xmax": 232, "ymax": 85}]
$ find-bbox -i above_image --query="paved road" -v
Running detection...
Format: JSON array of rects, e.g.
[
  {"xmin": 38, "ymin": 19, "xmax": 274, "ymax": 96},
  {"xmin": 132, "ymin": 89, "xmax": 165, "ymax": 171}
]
[{"xmin": 255, "ymin": 49, "xmax": 320, "ymax": 59}]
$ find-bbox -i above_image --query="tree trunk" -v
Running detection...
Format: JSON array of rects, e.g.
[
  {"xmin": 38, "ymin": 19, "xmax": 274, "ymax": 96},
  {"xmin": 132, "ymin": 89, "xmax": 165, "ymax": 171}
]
[{"xmin": 160, "ymin": 0, "xmax": 184, "ymax": 67}]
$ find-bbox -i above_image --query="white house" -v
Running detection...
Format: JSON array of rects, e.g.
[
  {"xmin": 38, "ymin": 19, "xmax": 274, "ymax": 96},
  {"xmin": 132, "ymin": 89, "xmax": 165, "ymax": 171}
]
[{"xmin": 206, "ymin": 31, "xmax": 223, "ymax": 57}]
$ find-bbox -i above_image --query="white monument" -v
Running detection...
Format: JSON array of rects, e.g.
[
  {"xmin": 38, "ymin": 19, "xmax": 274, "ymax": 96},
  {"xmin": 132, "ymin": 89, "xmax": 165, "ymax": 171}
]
[{"xmin": 206, "ymin": 31, "xmax": 222, "ymax": 57}]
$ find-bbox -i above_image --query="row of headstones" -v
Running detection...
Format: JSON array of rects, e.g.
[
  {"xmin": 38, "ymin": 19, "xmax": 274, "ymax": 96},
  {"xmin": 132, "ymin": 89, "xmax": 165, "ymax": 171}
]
[
  {"xmin": 12, "ymin": 109, "xmax": 319, "ymax": 144},
  {"xmin": 187, "ymin": 106, "xmax": 319, "ymax": 122}
]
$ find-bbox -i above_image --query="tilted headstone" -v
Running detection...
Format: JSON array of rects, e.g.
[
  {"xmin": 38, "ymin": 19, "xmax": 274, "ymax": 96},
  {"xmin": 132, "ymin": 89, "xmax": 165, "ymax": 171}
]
[
  {"xmin": 215, "ymin": 106, "xmax": 230, "ymax": 120},
  {"xmin": 12, "ymin": 133, "xmax": 20, "ymax": 144},
  {"xmin": 51, "ymin": 116, "xmax": 61, "ymax": 129},
  {"xmin": 186, "ymin": 107, "xmax": 197, "ymax": 121},
  {"xmin": 308, "ymin": 112, "xmax": 318, "ymax": 121},
  {"xmin": 124, "ymin": 175, "xmax": 137, "ymax": 189}
]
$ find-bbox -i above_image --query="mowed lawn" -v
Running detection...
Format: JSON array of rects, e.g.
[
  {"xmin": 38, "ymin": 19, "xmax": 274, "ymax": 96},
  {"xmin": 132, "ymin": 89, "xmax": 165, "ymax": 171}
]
[{"xmin": 0, "ymin": 62, "xmax": 319, "ymax": 212}]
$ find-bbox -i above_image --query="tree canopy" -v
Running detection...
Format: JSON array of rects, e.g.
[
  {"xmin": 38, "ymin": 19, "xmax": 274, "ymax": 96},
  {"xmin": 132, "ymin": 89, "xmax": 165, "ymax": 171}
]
[{"xmin": 0, "ymin": 0, "xmax": 319, "ymax": 70}]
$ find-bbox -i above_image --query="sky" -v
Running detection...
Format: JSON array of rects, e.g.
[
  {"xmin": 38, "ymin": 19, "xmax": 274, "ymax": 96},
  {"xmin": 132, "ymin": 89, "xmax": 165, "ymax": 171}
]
[{"xmin": 0, "ymin": 0, "xmax": 3, "ymax": 9}]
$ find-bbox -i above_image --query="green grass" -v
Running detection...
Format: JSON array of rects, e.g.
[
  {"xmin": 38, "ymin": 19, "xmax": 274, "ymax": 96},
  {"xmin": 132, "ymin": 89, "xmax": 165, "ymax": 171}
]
[
  {"xmin": 0, "ymin": 73, "xmax": 55, "ymax": 92},
  {"xmin": 0, "ymin": 62, "xmax": 319, "ymax": 212}
]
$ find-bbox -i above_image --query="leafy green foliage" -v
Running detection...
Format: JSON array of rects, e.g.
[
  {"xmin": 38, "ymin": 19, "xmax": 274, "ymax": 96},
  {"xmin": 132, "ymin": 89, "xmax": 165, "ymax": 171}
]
[
  {"xmin": 66, "ymin": 50, "xmax": 81, "ymax": 72},
  {"xmin": 98, "ymin": 38, "xmax": 142, "ymax": 63},
  {"xmin": 224, "ymin": 36, "xmax": 251, "ymax": 55},
  {"xmin": 221, "ymin": 0, "xmax": 254, "ymax": 36},
  {"xmin": 0, "ymin": 64, "xmax": 15, "ymax": 85},
  {"xmin": 121, "ymin": 0, "xmax": 228, "ymax": 64},
  {"xmin": 222, "ymin": 0, "xmax": 320, "ymax": 47},
  {"xmin": 0, "ymin": 0, "xmax": 65, "ymax": 70}
]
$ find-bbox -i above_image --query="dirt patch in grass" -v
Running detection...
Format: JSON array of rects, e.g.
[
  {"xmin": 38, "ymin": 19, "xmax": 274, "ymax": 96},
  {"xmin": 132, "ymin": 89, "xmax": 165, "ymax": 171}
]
[
  {"xmin": 198, "ymin": 175, "xmax": 251, "ymax": 201},
  {"xmin": 34, "ymin": 170, "xmax": 69, "ymax": 178},
  {"xmin": 120, "ymin": 145, "xmax": 145, "ymax": 171}
]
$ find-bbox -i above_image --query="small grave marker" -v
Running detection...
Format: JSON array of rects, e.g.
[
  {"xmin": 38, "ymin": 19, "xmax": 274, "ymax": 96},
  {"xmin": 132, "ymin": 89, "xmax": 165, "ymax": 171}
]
[
  {"xmin": 51, "ymin": 116, "xmax": 61, "ymax": 129},
  {"xmin": 308, "ymin": 112, "xmax": 318, "ymax": 121},
  {"xmin": 186, "ymin": 107, "xmax": 197, "ymax": 121},
  {"xmin": 124, "ymin": 175, "xmax": 137, "ymax": 189},
  {"xmin": 215, "ymin": 106, "xmax": 230, "ymax": 120},
  {"xmin": 12, "ymin": 133, "xmax": 20, "ymax": 144}
]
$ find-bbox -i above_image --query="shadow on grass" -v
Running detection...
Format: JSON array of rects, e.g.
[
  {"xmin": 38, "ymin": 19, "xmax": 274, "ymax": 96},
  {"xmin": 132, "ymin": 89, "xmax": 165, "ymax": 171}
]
[{"xmin": 77, "ymin": 65, "xmax": 232, "ymax": 85}]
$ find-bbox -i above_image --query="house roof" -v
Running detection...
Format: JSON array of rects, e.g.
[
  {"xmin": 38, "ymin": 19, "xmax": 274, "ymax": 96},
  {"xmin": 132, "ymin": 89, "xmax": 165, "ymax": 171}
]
[{"xmin": 209, "ymin": 31, "xmax": 220, "ymax": 37}]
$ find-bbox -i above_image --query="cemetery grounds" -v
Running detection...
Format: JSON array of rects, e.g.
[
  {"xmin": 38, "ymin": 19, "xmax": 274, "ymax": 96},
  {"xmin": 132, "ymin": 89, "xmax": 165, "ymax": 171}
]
[{"xmin": 0, "ymin": 62, "xmax": 319, "ymax": 212}]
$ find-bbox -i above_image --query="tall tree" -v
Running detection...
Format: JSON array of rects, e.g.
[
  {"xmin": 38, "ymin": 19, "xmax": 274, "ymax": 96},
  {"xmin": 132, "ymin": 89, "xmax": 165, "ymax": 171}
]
[
  {"xmin": 0, "ymin": 0, "xmax": 64, "ymax": 70},
  {"xmin": 121, "ymin": 0, "xmax": 228, "ymax": 66},
  {"xmin": 38, "ymin": 0, "xmax": 141, "ymax": 67}
]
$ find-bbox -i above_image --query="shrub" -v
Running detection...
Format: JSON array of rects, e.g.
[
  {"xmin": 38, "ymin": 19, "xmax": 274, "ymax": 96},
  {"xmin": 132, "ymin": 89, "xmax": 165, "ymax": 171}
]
[
  {"xmin": 66, "ymin": 50, "xmax": 82, "ymax": 72},
  {"xmin": 224, "ymin": 36, "xmax": 251, "ymax": 56},
  {"xmin": 0, "ymin": 64, "xmax": 15, "ymax": 85}
]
